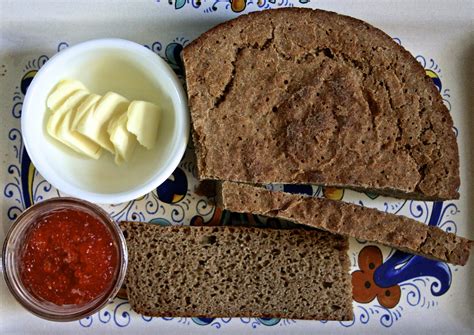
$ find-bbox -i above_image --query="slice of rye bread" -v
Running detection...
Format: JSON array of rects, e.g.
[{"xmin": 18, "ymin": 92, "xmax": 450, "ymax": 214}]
[
  {"xmin": 218, "ymin": 181, "xmax": 472, "ymax": 266},
  {"xmin": 183, "ymin": 8, "xmax": 460, "ymax": 201},
  {"xmin": 121, "ymin": 222, "xmax": 353, "ymax": 320}
]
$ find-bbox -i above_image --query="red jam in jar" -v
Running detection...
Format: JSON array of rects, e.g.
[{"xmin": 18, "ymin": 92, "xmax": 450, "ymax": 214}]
[{"xmin": 19, "ymin": 208, "xmax": 118, "ymax": 306}]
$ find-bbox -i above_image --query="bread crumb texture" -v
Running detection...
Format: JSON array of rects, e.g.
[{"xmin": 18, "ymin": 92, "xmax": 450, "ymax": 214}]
[
  {"xmin": 122, "ymin": 223, "xmax": 353, "ymax": 320},
  {"xmin": 183, "ymin": 8, "xmax": 459, "ymax": 200}
]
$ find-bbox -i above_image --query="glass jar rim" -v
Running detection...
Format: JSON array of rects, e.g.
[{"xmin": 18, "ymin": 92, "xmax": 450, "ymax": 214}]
[{"xmin": 2, "ymin": 197, "xmax": 128, "ymax": 322}]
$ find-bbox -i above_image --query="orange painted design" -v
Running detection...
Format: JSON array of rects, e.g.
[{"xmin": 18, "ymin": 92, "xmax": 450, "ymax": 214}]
[
  {"xmin": 191, "ymin": 207, "xmax": 223, "ymax": 226},
  {"xmin": 231, "ymin": 0, "xmax": 247, "ymax": 12},
  {"xmin": 352, "ymin": 246, "xmax": 401, "ymax": 308},
  {"xmin": 323, "ymin": 187, "xmax": 344, "ymax": 200},
  {"xmin": 190, "ymin": 216, "xmax": 205, "ymax": 226},
  {"xmin": 208, "ymin": 207, "xmax": 223, "ymax": 226}
]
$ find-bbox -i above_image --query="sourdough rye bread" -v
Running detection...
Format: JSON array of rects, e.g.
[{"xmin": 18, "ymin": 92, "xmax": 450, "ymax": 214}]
[
  {"xmin": 219, "ymin": 181, "xmax": 472, "ymax": 266},
  {"xmin": 122, "ymin": 223, "xmax": 353, "ymax": 320},
  {"xmin": 183, "ymin": 8, "xmax": 460, "ymax": 200}
]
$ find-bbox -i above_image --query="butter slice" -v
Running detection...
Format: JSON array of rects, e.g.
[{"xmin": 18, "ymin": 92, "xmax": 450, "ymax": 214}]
[
  {"xmin": 76, "ymin": 92, "xmax": 129, "ymax": 153},
  {"xmin": 72, "ymin": 94, "xmax": 101, "ymax": 130},
  {"xmin": 126, "ymin": 100, "xmax": 161, "ymax": 150},
  {"xmin": 47, "ymin": 79, "xmax": 88, "ymax": 111},
  {"xmin": 108, "ymin": 113, "xmax": 137, "ymax": 164},
  {"xmin": 47, "ymin": 90, "xmax": 89, "ymax": 140},
  {"xmin": 57, "ymin": 104, "xmax": 103, "ymax": 160}
]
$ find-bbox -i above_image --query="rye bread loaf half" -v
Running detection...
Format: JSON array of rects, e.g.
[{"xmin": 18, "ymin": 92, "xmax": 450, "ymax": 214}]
[
  {"xmin": 218, "ymin": 181, "xmax": 472, "ymax": 266},
  {"xmin": 183, "ymin": 8, "xmax": 459, "ymax": 200},
  {"xmin": 122, "ymin": 222, "xmax": 353, "ymax": 320}
]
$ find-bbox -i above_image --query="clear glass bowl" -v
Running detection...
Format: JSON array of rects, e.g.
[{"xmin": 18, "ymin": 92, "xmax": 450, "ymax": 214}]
[{"xmin": 2, "ymin": 197, "xmax": 128, "ymax": 321}]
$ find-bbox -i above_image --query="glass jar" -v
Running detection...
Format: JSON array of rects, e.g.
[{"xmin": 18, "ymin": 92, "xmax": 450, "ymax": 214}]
[{"xmin": 2, "ymin": 197, "xmax": 128, "ymax": 321}]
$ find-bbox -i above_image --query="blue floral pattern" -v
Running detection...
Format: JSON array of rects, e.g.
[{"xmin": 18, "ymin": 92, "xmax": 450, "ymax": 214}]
[{"xmin": 168, "ymin": 0, "xmax": 310, "ymax": 13}]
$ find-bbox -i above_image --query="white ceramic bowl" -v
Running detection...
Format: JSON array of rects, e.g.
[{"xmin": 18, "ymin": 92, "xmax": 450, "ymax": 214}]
[{"xmin": 22, "ymin": 38, "xmax": 189, "ymax": 204}]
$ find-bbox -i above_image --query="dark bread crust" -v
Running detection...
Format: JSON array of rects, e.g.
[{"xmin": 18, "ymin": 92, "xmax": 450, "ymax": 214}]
[
  {"xmin": 220, "ymin": 181, "xmax": 471, "ymax": 266},
  {"xmin": 122, "ymin": 223, "xmax": 353, "ymax": 320},
  {"xmin": 183, "ymin": 8, "xmax": 460, "ymax": 201}
]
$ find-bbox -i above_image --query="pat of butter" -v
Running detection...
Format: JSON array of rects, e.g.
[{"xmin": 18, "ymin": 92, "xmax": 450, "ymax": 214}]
[
  {"xmin": 75, "ymin": 92, "xmax": 129, "ymax": 153},
  {"xmin": 46, "ymin": 79, "xmax": 162, "ymax": 164},
  {"xmin": 72, "ymin": 94, "xmax": 101, "ymax": 130},
  {"xmin": 57, "ymin": 100, "xmax": 103, "ymax": 159},
  {"xmin": 127, "ymin": 100, "xmax": 161, "ymax": 150},
  {"xmin": 47, "ymin": 90, "xmax": 89, "ymax": 140},
  {"xmin": 108, "ymin": 113, "xmax": 137, "ymax": 164},
  {"xmin": 47, "ymin": 79, "xmax": 88, "ymax": 111}
]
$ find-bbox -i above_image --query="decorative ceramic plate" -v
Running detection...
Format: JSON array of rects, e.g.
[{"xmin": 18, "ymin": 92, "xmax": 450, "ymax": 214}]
[{"xmin": 0, "ymin": 1, "xmax": 472, "ymax": 334}]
